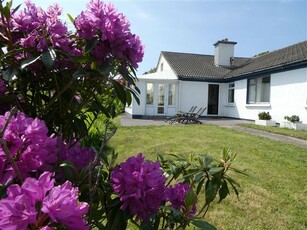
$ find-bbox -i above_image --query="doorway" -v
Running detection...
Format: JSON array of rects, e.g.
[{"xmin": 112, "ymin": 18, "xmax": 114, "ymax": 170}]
[{"xmin": 208, "ymin": 84, "xmax": 219, "ymax": 115}]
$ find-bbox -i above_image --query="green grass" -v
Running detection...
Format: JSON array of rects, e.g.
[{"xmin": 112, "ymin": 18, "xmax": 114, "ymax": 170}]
[
  {"xmin": 239, "ymin": 123, "xmax": 307, "ymax": 140},
  {"xmin": 107, "ymin": 124, "xmax": 307, "ymax": 230}
]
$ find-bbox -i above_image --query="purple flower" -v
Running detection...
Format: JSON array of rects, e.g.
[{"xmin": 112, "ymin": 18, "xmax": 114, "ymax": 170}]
[
  {"xmin": 166, "ymin": 183, "xmax": 197, "ymax": 216},
  {"xmin": 0, "ymin": 112, "xmax": 58, "ymax": 183},
  {"xmin": 111, "ymin": 153, "xmax": 166, "ymax": 221},
  {"xmin": 21, "ymin": 171, "xmax": 55, "ymax": 205},
  {"xmin": 59, "ymin": 143, "xmax": 96, "ymax": 171},
  {"xmin": 0, "ymin": 171, "xmax": 88, "ymax": 229},
  {"xmin": 11, "ymin": 0, "xmax": 74, "ymax": 53},
  {"xmin": 0, "ymin": 185, "xmax": 37, "ymax": 229},
  {"xmin": 42, "ymin": 181, "xmax": 89, "ymax": 230},
  {"xmin": 74, "ymin": 0, "xmax": 144, "ymax": 67}
]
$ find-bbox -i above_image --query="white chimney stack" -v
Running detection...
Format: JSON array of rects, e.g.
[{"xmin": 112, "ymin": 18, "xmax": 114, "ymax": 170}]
[{"xmin": 213, "ymin": 38, "xmax": 237, "ymax": 67}]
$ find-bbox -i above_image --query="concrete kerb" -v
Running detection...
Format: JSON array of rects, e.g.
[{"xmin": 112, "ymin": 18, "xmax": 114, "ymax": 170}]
[{"xmin": 120, "ymin": 114, "xmax": 307, "ymax": 149}]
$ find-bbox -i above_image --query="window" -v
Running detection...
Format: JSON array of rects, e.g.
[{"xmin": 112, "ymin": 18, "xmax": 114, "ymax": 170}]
[
  {"xmin": 146, "ymin": 83, "xmax": 154, "ymax": 105},
  {"xmin": 228, "ymin": 83, "xmax": 235, "ymax": 103},
  {"xmin": 160, "ymin": 62, "xmax": 163, "ymax": 71},
  {"xmin": 247, "ymin": 76, "xmax": 270, "ymax": 103},
  {"xmin": 168, "ymin": 84, "xmax": 176, "ymax": 105}
]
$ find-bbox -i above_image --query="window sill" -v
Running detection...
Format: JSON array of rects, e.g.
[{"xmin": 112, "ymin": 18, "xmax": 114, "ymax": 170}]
[
  {"xmin": 245, "ymin": 104, "xmax": 271, "ymax": 108},
  {"xmin": 225, "ymin": 103, "xmax": 236, "ymax": 107}
]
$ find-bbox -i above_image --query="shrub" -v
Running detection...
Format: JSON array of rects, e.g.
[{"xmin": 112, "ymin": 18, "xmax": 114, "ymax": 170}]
[
  {"xmin": 258, "ymin": 111, "xmax": 272, "ymax": 120},
  {"xmin": 284, "ymin": 115, "xmax": 300, "ymax": 123}
]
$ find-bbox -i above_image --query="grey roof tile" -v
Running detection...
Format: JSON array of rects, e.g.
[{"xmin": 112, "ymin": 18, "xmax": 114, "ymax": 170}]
[{"xmin": 161, "ymin": 40, "xmax": 307, "ymax": 81}]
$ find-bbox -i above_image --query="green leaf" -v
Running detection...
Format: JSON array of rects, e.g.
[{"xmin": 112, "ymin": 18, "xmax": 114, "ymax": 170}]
[
  {"xmin": 3, "ymin": 68, "xmax": 18, "ymax": 81},
  {"xmin": 194, "ymin": 172, "xmax": 203, "ymax": 182},
  {"xmin": 2, "ymin": 2, "xmax": 11, "ymax": 20},
  {"xmin": 67, "ymin": 13, "xmax": 75, "ymax": 24},
  {"xmin": 196, "ymin": 178, "xmax": 205, "ymax": 195},
  {"xmin": 59, "ymin": 161, "xmax": 79, "ymax": 182},
  {"xmin": 11, "ymin": 4, "xmax": 21, "ymax": 15},
  {"xmin": 111, "ymin": 79, "xmax": 126, "ymax": 105},
  {"xmin": 6, "ymin": 0, "xmax": 13, "ymax": 9},
  {"xmin": 85, "ymin": 37, "xmax": 99, "ymax": 54},
  {"xmin": 21, "ymin": 55, "xmax": 40, "ymax": 69},
  {"xmin": 204, "ymin": 156, "xmax": 213, "ymax": 166},
  {"xmin": 185, "ymin": 189, "xmax": 197, "ymax": 212},
  {"xmin": 128, "ymin": 88, "xmax": 140, "ymax": 105},
  {"xmin": 107, "ymin": 198, "xmax": 129, "ymax": 230},
  {"xmin": 0, "ymin": 48, "xmax": 30, "ymax": 61},
  {"xmin": 41, "ymin": 48, "xmax": 57, "ymax": 68},
  {"xmin": 208, "ymin": 167, "xmax": 224, "ymax": 175},
  {"xmin": 218, "ymin": 180, "xmax": 229, "ymax": 203},
  {"xmin": 125, "ymin": 90, "xmax": 132, "ymax": 107},
  {"xmin": 72, "ymin": 70, "xmax": 87, "ymax": 79},
  {"xmin": 225, "ymin": 177, "xmax": 240, "ymax": 198},
  {"xmin": 191, "ymin": 220, "xmax": 217, "ymax": 230},
  {"xmin": 98, "ymin": 59, "xmax": 113, "ymax": 75},
  {"xmin": 205, "ymin": 178, "xmax": 220, "ymax": 205}
]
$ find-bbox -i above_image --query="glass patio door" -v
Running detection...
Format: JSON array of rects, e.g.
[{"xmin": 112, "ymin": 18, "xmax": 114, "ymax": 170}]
[{"xmin": 157, "ymin": 84, "xmax": 165, "ymax": 114}]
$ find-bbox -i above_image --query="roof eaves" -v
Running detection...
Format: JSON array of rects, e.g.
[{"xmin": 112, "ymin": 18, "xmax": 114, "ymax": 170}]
[
  {"xmin": 178, "ymin": 75, "xmax": 225, "ymax": 82},
  {"xmin": 224, "ymin": 58, "xmax": 307, "ymax": 80}
]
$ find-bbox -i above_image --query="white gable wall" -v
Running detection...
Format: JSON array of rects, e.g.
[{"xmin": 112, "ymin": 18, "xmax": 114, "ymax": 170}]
[{"xmin": 157, "ymin": 55, "xmax": 172, "ymax": 72}]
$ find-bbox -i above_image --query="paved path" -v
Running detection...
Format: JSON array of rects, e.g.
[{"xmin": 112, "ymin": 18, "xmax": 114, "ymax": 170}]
[{"xmin": 120, "ymin": 115, "xmax": 307, "ymax": 149}]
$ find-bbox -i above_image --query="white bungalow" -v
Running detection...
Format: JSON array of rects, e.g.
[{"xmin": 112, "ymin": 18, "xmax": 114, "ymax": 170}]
[{"xmin": 126, "ymin": 39, "xmax": 307, "ymax": 123}]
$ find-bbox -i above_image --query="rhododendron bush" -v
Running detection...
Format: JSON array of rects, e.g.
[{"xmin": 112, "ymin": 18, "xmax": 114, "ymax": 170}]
[
  {"xmin": 0, "ymin": 1, "xmax": 244, "ymax": 229},
  {"xmin": 0, "ymin": 0, "xmax": 143, "ymax": 141}
]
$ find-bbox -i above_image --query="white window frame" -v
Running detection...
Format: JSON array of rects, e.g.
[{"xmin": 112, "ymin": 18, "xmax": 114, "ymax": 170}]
[
  {"xmin": 146, "ymin": 83, "xmax": 154, "ymax": 105},
  {"xmin": 227, "ymin": 83, "xmax": 235, "ymax": 104},
  {"xmin": 247, "ymin": 76, "xmax": 271, "ymax": 104}
]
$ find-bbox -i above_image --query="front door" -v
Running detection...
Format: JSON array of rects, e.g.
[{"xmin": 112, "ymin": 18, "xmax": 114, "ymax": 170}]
[{"xmin": 208, "ymin": 84, "xmax": 219, "ymax": 115}]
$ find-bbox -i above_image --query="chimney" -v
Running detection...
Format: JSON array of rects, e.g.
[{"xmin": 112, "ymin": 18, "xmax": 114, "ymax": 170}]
[{"xmin": 213, "ymin": 38, "xmax": 237, "ymax": 67}]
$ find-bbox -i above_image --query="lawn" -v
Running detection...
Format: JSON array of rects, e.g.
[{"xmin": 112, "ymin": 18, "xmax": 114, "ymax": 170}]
[
  {"xmin": 107, "ymin": 123, "xmax": 307, "ymax": 230},
  {"xmin": 239, "ymin": 123, "xmax": 307, "ymax": 140}
]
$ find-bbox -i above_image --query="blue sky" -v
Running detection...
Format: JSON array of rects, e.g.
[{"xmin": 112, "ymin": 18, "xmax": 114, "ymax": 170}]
[{"xmin": 9, "ymin": 0, "xmax": 307, "ymax": 75}]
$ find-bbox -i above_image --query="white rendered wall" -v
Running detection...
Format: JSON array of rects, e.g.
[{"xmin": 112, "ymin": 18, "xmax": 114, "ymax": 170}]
[
  {"xmin": 179, "ymin": 81, "xmax": 210, "ymax": 115},
  {"xmin": 270, "ymin": 68, "xmax": 307, "ymax": 123},
  {"xmin": 221, "ymin": 68, "xmax": 307, "ymax": 123}
]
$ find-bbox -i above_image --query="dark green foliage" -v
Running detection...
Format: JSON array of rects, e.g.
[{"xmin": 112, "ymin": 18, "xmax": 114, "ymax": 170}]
[
  {"xmin": 284, "ymin": 115, "xmax": 300, "ymax": 123},
  {"xmin": 258, "ymin": 111, "xmax": 272, "ymax": 120},
  {"xmin": 0, "ymin": 2, "xmax": 139, "ymax": 142}
]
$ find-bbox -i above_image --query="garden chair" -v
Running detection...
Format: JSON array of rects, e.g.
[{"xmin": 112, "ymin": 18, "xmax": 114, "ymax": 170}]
[
  {"xmin": 183, "ymin": 107, "xmax": 207, "ymax": 124},
  {"xmin": 166, "ymin": 106, "xmax": 197, "ymax": 124}
]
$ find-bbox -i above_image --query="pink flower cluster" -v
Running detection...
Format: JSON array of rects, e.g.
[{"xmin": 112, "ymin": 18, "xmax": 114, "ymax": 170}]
[
  {"xmin": 74, "ymin": 0, "xmax": 144, "ymax": 68},
  {"xmin": 111, "ymin": 153, "xmax": 166, "ymax": 221},
  {"xmin": 0, "ymin": 112, "xmax": 58, "ymax": 184},
  {"xmin": 166, "ymin": 183, "xmax": 197, "ymax": 216},
  {"xmin": 11, "ymin": 0, "xmax": 73, "ymax": 53},
  {"xmin": 0, "ymin": 172, "xmax": 89, "ymax": 229}
]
